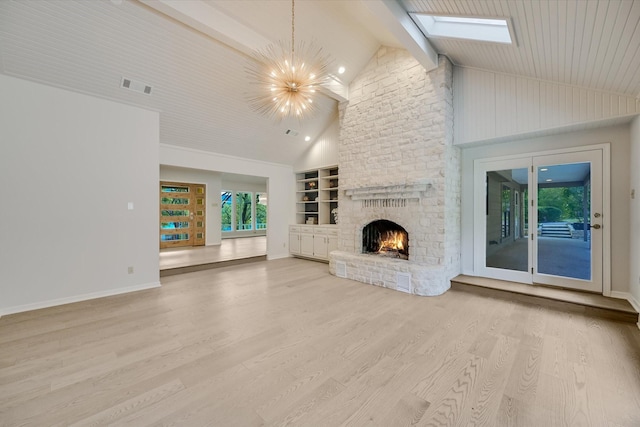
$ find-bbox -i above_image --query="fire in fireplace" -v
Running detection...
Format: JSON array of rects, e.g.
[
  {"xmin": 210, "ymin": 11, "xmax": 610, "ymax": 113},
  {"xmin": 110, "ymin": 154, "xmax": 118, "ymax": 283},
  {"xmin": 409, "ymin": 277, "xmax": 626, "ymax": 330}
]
[{"xmin": 362, "ymin": 220, "xmax": 409, "ymax": 260}]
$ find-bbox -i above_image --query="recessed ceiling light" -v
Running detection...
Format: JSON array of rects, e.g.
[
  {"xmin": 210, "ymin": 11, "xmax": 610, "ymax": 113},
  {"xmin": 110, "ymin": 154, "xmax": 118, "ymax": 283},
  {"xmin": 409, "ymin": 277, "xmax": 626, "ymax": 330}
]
[
  {"xmin": 304, "ymin": 136, "xmax": 311, "ymax": 142},
  {"xmin": 409, "ymin": 14, "xmax": 514, "ymax": 44},
  {"xmin": 338, "ymin": 66, "xmax": 346, "ymax": 74},
  {"xmin": 540, "ymin": 168, "xmax": 548, "ymax": 171}
]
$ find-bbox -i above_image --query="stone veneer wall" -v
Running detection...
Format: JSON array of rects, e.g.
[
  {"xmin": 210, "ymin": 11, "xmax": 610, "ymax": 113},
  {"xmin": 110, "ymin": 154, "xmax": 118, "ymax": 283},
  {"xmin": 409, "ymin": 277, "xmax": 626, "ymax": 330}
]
[{"xmin": 330, "ymin": 47, "xmax": 460, "ymax": 296}]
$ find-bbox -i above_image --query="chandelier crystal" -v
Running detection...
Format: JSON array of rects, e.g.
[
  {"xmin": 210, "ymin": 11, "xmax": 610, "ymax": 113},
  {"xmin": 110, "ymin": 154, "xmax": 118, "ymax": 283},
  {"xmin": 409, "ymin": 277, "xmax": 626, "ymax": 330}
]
[{"xmin": 246, "ymin": 0, "xmax": 332, "ymax": 120}]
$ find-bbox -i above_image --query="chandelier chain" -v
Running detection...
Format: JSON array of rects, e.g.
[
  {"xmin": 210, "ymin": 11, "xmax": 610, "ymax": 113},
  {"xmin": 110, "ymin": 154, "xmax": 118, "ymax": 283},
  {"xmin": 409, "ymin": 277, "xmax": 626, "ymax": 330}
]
[{"xmin": 291, "ymin": 0, "xmax": 295, "ymax": 63}]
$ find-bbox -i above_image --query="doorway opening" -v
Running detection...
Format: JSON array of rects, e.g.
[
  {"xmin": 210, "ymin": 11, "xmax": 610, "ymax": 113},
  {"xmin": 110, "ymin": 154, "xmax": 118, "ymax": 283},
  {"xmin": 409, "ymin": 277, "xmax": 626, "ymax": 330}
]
[{"xmin": 474, "ymin": 147, "xmax": 607, "ymax": 294}]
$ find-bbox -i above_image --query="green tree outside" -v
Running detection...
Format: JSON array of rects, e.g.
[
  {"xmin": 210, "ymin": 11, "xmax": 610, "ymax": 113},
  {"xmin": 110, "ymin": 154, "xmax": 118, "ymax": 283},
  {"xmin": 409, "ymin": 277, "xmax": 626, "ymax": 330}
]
[
  {"xmin": 537, "ymin": 186, "xmax": 586, "ymax": 223},
  {"xmin": 256, "ymin": 193, "xmax": 267, "ymax": 229},
  {"xmin": 236, "ymin": 192, "xmax": 252, "ymax": 230},
  {"xmin": 221, "ymin": 191, "xmax": 232, "ymax": 231}
]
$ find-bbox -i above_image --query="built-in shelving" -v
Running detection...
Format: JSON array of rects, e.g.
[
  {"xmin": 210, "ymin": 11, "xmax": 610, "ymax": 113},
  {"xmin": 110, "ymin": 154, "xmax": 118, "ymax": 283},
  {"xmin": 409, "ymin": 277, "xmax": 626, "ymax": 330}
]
[{"xmin": 295, "ymin": 166, "xmax": 338, "ymax": 225}]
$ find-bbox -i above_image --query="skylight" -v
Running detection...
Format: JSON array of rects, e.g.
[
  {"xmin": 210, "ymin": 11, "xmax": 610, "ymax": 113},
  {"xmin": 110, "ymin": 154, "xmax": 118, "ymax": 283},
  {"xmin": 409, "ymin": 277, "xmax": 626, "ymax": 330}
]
[{"xmin": 409, "ymin": 14, "xmax": 513, "ymax": 44}]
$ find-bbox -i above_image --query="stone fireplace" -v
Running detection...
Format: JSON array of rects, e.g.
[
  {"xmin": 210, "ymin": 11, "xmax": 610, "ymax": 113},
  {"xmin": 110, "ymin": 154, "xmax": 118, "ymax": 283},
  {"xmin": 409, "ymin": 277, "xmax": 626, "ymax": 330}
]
[{"xmin": 329, "ymin": 47, "xmax": 460, "ymax": 296}]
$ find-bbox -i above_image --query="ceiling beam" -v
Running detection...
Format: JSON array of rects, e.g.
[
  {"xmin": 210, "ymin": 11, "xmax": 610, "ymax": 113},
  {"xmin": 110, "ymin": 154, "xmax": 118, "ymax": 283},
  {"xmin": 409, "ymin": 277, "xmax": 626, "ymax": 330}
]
[
  {"xmin": 138, "ymin": 0, "xmax": 348, "ymax": 101},
  {"xmin": 364, "ymin": 0, "xmax": 438, "ymax": 72}
]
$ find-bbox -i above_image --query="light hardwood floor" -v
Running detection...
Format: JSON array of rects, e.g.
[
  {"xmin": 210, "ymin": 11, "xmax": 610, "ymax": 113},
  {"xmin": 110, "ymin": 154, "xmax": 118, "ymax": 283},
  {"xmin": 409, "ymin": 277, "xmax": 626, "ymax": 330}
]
[
  {"xmin": 160, "ymin": 236, "xmax": 267, "ymax": 270},
  {"xmin": 1, "ymin": 258, "xmax": 639, "ymax": 426}
]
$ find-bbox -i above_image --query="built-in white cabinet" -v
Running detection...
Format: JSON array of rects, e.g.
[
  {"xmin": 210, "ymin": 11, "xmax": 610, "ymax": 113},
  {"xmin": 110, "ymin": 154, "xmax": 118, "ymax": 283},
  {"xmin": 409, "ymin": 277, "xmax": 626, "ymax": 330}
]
[
  {"xmin": 300, "ymin": 232, "xmax": 315, "ymax": 257},
  {"xmin": 295, "ymin": 166, "xmax": 338, "ymax": 225},
  {"xmin": 313, "ymin": 230, "xmax": 329, "ymax": 259},
  {"xmin": 289, "ymin": 229, "xmax": 301, "ymax": 255},
  {"xmin": 289, "ymin": 225, "xmax": 338, "ymax": 261}
]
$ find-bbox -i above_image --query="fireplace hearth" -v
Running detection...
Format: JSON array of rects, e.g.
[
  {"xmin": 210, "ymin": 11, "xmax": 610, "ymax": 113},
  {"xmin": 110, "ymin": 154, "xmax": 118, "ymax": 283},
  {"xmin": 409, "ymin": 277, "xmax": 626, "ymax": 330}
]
[{"xmin": 362, "ymin": 220, "xmax": 409, "ymax": 260}]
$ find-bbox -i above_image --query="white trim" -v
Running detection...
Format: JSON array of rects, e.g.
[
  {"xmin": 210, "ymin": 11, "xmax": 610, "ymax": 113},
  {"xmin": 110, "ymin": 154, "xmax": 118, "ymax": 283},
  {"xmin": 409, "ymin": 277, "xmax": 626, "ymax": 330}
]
[
  {"xmin": 599, "ymin": 143, "xmax": 611, "ymax": 297},
  {"xmin": 611, "ymin": 291, "xmax": 640, "ymax": 312},
  {"xmin": 610, "ymin": 291, "xmax": 640, "ymax": 330},
  {"xmin": 160, "ymin": 143, "xmax": 291, "ymax": 169},
  {"xmin": 473, "ymin": 143, "xmax": 611, "ymax": 164},
  {"xmin": 602, "ymin": 143, "xmax": 612, "ymax": 296},
  {"xmin": 0, "ymin": 282, "xmax": 161, "ymax": 317}
]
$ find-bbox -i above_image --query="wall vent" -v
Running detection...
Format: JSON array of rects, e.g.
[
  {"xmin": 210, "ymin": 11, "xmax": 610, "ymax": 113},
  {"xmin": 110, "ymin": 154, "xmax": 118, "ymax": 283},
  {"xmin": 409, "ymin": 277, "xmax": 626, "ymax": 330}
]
[
  {"xmin": 396, "ymin": 272, "xmax": 411, "ymax": 293},
  {"xmin": 336, "ymin": 261, "xmax": 347, "ymax": 278},
  {"xmin": 285, "ymin": 129, "xmax": 299, "ymax": 136},
  {"xmin": 120, "ymin": 76, "xmax": 152, "ymax": 95}
]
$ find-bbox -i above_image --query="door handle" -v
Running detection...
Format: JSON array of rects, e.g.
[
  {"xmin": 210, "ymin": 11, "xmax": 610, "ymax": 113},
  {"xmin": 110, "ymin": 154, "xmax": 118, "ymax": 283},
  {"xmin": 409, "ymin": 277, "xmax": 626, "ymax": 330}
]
[{"xmin": 591, "ymin": 224, "xmax": 601, "ymax": 229}]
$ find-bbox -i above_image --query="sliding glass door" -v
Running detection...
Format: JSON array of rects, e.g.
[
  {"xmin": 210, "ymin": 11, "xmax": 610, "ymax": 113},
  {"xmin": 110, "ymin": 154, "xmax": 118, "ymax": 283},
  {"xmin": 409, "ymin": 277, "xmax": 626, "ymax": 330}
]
[{"xmin": 475, "ymin": 149, "xmax": 604, "ymax": 293}]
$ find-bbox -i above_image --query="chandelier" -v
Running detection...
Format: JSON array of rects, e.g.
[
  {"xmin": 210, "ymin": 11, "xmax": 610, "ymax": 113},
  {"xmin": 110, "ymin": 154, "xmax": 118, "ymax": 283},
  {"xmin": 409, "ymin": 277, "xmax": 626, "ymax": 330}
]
[{"xmin": 246, "ymin": 0, "xmax": 332, "ymax": 120}]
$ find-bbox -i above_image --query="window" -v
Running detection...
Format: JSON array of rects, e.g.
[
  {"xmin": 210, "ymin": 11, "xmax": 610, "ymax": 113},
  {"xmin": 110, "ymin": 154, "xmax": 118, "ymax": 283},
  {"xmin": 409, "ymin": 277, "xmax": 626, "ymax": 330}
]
[
  {"xmin": 256, "ymin": 192, "xmax": 267, "ymax": 230},
  {"xmin": 221, "ymin": 191, "xmax": 232, "ymax": 232},
  {"xmin": 236, "ymin": 192, "xmax": 253, "ymax": 230},
  {"xmin": 221, "ymin": 189, "xmax": 267, "ymax": 233}
]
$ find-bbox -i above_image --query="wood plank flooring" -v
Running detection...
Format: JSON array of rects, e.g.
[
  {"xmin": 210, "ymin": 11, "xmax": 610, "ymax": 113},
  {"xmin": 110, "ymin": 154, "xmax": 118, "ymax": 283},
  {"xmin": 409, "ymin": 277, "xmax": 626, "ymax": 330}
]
[
  {"xmin": 159, "ymin": 236, "xmax": 267, "ymax": 270},
  {"xmin": 1, "ymin": 258, "xmax": 640, "ymax": 426},
  {"xmin": 452, "ymin": 274, "xmax": 639, "ymax": 324}
]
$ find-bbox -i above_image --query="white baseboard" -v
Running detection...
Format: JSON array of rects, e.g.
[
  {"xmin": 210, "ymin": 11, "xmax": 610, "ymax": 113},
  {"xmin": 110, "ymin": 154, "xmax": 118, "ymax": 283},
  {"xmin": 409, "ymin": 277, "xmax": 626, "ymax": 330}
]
[
  {"xmin": 609, "ymin": 291, "xmax": 630, "ymax": 300},
  {"xmin": 267, "ymin": 253, "xmax": 291, "ymax": 261},
  {"xmin": 610, "ymin": 291, "xmax": 640, "ymax": 330},
  {"xmin": 0, "ymin": 281, "xmax": 161, "ymax": 317}
]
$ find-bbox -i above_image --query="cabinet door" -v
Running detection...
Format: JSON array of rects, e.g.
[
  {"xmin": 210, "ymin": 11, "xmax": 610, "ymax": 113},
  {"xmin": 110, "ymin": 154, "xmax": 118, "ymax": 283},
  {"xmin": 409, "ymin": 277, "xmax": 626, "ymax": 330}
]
[
  {"xmin": 313, "ymin": 235, "xmax": 329, "ymax": 259},
  {"xmin": 300, "ymin": 233, "xmax": 315, "ymax": 257},
  {"xmin": 327, "ymin": 235, "xmax": 338, "ymax": 255},
  {"xmin": 289, "ymin": 232, "xmax": 301, "ymax": 254}
]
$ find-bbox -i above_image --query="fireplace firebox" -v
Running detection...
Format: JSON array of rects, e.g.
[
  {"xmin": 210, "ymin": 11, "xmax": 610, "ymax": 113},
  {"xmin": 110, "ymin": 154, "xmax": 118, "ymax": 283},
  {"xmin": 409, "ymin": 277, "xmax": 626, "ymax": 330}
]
[{"xmin": 362, "ymin": 220, "xmax": 409, "ymax": 260}]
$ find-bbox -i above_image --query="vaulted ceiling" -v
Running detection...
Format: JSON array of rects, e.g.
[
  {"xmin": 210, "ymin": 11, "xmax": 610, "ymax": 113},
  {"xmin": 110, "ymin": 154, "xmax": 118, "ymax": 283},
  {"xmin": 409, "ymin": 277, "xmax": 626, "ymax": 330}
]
[{"xmin": 1, "ymin": 0, "xmax": 638, "ymax": 166}]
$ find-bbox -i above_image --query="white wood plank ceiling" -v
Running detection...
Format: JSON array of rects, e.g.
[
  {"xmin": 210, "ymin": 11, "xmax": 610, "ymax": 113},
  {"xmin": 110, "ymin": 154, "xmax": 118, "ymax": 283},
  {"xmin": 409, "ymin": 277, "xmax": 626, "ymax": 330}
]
[
  {"xmin": 403, "ymin": 0, "xmax": 640, "ymax": 98},
  {"xmin": 1, "ymin": 0, "xmax": 639, "ymax": 166}
]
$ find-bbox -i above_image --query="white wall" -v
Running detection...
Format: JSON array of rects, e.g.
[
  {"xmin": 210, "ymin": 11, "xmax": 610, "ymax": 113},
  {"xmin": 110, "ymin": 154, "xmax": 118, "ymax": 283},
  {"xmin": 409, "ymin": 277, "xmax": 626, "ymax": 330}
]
[
  {"xmin": 159, "ymin": 145, "xmax": 294, "ymax": 260},
  {"xmin": 159, "ymin": 166, "xmax": 222, "ymax": 246},
  {"xmin": 294, "ymin": 116, "xmax": 339, "ymax": 171},
  {"xmin": 454, "ymin": 67, "xmax": 640, "ymax": 145},
  {"xmin": 460, "ymin": 124, "xmax": 631, "ymax": 293},
  {"xmin": 629, "ymin": 116, "xmax": 640, "ymax": 307},
  {"xmin": 220, "ymin": 178, "xmax": 267, "ymax": 238},
  {"xmin": 0, "ymin": 75, "xmax": 159, "ymax": 315}
]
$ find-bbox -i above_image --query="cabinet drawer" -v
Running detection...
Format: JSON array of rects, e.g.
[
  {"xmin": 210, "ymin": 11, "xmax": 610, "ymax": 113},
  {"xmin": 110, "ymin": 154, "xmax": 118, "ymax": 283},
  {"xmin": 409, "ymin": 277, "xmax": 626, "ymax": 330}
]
[
  {"xmin": 299, "ymin": 225, "xmax": 315, "ymax": 234},
  {"xmin": 289, "ymin": 225, "xmax": 301, "ymax": 233},
  {"xmin": 325, "ymin": 228, "xmax": 338, "ymax": 236}
]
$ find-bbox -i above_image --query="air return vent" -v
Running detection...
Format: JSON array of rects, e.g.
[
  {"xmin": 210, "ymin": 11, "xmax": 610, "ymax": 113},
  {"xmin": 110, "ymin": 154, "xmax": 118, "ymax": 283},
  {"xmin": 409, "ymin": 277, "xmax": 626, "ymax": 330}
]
[
  {"xmin": 396, "ymin": 272, "xmax": 411, "ymax": 293},
  {"xmin": 120, "ymin": 77, "xmax": 153, "ymax": 95},
  {"xmin": 335, "ymin": 261, "xmax": 347, "ymax": 278},
  {"xmin": 285, "ymin": 129, "xmax": 299, "ymax": 136}
]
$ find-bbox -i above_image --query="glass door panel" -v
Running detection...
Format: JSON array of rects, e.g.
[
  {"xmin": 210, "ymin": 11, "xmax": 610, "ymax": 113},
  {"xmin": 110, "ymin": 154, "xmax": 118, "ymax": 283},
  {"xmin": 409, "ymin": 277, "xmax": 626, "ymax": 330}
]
[
  {"xmin": 485, "ymin": 168, "xmax": 529, "ymax": 273},
  {"xmin": 474, "ymin": 157, "xmax": 532, "ymax": 284},
  {"xmin": 533, "ymin": 152, "xmax": 602, "ymax": 292}
]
